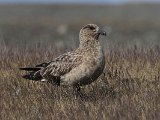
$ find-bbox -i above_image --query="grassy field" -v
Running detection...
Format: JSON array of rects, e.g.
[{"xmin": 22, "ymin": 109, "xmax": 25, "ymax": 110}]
[{"xmin": 0, "ymin": 4, "xmax": 160, "ymax": 120}]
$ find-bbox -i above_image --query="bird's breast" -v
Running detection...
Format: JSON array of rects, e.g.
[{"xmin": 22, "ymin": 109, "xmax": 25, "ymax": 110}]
[
  {"xmin": 60, "ymin": 46, "xmax": 105, "ymax": 86},
  {"xmin": 86, "ymin": 48, "xmax": 105, "ymax": 74}
]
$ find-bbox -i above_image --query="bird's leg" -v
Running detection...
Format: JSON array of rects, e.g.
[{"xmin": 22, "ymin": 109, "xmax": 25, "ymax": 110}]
[{"xmin": 73, "ymin": 85, "xmax": 83, "ymax": 99}]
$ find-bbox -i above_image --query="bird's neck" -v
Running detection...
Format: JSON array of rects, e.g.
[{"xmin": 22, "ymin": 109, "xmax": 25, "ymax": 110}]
[
  {"xmin": 79, "ymin": 37, "xmax": 100, "ymax": 49},
  {"xmin": 78, "ymin": 37, "xmax": 103, "ymax": 60}
]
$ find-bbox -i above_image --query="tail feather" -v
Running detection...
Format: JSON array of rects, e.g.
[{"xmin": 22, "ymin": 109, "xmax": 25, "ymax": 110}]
[
  {"xmin": 22, "ymin": 74, "xmax": 34, "ymax": 80},
  {"xmin": 22, "ymin": 71, "xmax": 43, "ymax": 81},
  {"xmin": 20, "ymin": 67, "xmax": 60, "ymax": 84},
  {"xmin": 19, "ymin": 67, "xmax": 41, "ymax": 71}
]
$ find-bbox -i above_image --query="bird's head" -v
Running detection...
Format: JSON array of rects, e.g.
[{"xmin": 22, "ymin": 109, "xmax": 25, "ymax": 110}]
[{"xmin": 79, "ymin": 24, "xmax": 106, "ymax": 42}]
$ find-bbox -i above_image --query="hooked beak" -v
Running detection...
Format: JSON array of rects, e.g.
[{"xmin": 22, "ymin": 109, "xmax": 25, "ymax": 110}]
[{"xmin": 98, "ymin": 29, "xmax": 107, "ymax": 36}]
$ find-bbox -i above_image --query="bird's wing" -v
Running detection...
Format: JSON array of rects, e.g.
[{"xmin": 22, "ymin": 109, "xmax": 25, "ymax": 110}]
[
  {"xmin": 40, "ymin": 51, "xmax": 82, "ymax": 77},
  {"xmin": 35, "ymin": 62, "xmax": 52, "ymax": 67}
]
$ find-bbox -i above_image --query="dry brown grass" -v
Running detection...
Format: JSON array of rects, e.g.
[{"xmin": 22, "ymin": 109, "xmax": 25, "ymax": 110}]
[{"xmin": 0, "ymin": 45, "xmax": 160, "ymax": 120}]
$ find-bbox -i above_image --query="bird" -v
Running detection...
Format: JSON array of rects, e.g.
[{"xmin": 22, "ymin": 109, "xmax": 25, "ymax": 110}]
[{"xmin": 20, "ymin": 24, "xmax": 106, "ymax": 96}]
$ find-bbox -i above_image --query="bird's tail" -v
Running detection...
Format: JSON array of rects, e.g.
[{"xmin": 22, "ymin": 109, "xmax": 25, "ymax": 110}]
[
  {"xmin": 19, "ymin": 67, "xmax": 41, "ymax": 71},
  {"xmin": 20, "ymin": 67, "xmax": 43, "ymax": 81}
]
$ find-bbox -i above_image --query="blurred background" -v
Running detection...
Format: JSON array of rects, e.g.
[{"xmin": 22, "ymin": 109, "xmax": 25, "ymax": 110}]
[{"xmin": 0, "ymin": 0, "xmax": 160, "ymax": 49}]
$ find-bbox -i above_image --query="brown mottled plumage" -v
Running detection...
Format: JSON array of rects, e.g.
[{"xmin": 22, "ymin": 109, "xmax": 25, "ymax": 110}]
[{"xmin": 20, "ymin": 24, "xmax": 106, "ymax": 95}]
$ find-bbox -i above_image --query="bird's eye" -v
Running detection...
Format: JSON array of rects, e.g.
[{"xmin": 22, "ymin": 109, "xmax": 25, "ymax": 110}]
[{"xmin": 89, "ymin": 26, "xmax": 95, "ymax": 30}]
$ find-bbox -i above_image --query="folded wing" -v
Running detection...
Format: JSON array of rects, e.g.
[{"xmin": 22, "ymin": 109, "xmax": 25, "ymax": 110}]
[{"xmin": 20, "ymin": 51, "xmax": 82, "ymax": 83}]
